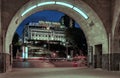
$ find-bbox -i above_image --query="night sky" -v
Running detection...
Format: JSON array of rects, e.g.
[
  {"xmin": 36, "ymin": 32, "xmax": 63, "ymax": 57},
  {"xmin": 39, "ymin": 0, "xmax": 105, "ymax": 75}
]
[{"xmin": 16, "ymin": 10, "xmax": 80, "ymax": 37}]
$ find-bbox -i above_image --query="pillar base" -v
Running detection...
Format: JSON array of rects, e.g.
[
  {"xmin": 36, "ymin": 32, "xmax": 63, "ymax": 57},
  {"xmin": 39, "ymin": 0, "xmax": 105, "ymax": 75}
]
[
  {"xmin": 92, "ymin": 53, "xmax": 120, "ymax": 71},
  {"xmin": 110, "ymin": 53, "xmax": 120, "ymax": 71},
  {"xmin": 0, "ymin": 53, "xmax": 12, "ymax": 73}
]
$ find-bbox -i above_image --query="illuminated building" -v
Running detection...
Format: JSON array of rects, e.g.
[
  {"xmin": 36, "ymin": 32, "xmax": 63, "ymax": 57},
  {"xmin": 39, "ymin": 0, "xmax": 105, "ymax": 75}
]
[
  {"xmin": 22, "ymin": 21, "xmax": 66, "ymax": 58},
  {"xmin": 23, "ymin": 21, "xmax": 66, "ymax": 44}
]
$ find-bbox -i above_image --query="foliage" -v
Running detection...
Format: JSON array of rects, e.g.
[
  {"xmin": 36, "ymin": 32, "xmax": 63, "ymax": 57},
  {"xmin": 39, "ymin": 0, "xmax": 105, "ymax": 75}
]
[
  {"xmin": 12, "ymin": 32, "xmax": 19, "ymax": 45},
  {"xmin": 65, "ymin": 28, "xmax": 87, "ymax": 55}
]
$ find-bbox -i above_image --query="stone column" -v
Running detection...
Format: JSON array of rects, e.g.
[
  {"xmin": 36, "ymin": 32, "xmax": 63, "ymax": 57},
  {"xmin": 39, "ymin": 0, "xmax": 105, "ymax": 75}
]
[
  {"xmin": 0, "ymin": 0, "xmax": 1, "ymax": 53},
  {"xmin": 0, "ymin": 0, "xmax": 3, "ymax": 73},
  {"xmin": 0, "ymin": 1, "xmax": 11, "ymax": 73},
  {"xmin": 111, "ymin": 36, "xmax": 120, "ymax": 71}
]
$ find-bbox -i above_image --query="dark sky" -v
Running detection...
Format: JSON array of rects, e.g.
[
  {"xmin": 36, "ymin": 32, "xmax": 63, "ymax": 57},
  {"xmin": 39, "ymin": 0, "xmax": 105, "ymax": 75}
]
[{"xmin": 16, "ymin": 10, "xmax": 80, "ymax": 37}]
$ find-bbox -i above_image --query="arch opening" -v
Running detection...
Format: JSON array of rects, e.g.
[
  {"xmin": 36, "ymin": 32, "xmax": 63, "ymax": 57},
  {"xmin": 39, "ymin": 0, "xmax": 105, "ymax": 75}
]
[
  {"xmin": 12, "ymin": 10, "xmax": 88, "ymax": 68},
  {"xmin": 5, "ymin": 0, "xmax": 108, "ymax": 69}
]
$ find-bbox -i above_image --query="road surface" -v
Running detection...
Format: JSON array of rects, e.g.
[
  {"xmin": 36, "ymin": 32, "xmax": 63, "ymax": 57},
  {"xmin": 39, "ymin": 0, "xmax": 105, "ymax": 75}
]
[
  {"xmin": 0, "ymin": 60, "xmax": 120, "ymax": 78},
  {"xmin": 0, "ymin": 68, "xmax": 120, "ymax": 78}
]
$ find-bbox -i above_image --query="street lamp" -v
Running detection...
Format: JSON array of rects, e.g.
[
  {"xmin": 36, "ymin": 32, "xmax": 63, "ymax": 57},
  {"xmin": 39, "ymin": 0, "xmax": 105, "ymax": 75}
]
[
  {"xmin": 65, "ymin": 41, "xmax": 69, "ymax": 59},
  {"xmin": 43, "ymin": 44, "xmax": 47, "ymax": 57},
  {"xmin": 46, "ymin": 26, "xmax": 51, "ymax": 57}
]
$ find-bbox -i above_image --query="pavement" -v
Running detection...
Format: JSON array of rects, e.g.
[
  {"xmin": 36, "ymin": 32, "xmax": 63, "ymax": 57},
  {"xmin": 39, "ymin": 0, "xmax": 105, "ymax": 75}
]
[
  {"xmin": 0, "ymin": 59, "xmax": 120, "ymax": 78},
  {"xmin": 0, "ymin": 68, "xmax": 120, "ymax": 78}
]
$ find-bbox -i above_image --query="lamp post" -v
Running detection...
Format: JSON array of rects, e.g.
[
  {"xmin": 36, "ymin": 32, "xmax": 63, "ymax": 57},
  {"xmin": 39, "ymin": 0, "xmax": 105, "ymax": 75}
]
[
  {"xmin": 43, "ymin": 44, "xmax": 47, "ymax": 57},
  {"xmin": 47, "ymin": 26, "xmax": 50, "ymax": 51},
  {"xmin": 66, "ymin": 41, "xmax": 69, "ymax": 59},
  {"xmin": 47, "ymin": 26, "xmax": 50, "ymax": 56}
]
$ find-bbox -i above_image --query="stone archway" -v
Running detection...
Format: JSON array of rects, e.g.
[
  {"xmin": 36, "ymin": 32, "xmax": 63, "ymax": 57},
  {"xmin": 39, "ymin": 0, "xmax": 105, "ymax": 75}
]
[{"xmin": 5, "ymin": 0, "xmax": 108, "ymax": 69}]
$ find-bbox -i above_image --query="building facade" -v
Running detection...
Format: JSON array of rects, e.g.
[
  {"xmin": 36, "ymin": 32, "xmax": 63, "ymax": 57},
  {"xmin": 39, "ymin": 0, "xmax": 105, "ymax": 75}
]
[
  {"xmin": 23, "ymin": 21, "xmax": 66, "ymax": 44},
  {"xmin": 22, "ymin": 21, "xmax": 67, "ymax": 58}
]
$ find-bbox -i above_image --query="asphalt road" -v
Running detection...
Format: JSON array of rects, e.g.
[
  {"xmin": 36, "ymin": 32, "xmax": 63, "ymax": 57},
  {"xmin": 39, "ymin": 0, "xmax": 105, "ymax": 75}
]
[
  {"xmin": 0, "ymin": 60, "xmax": 119, "ymax": 78},
  {"xmin": 0, "ymin": 68, "xmax": 120, "ymax": 78},
  {"xmin": 12, "ymin": 59, "xmax": 86, "ymax": 68}
]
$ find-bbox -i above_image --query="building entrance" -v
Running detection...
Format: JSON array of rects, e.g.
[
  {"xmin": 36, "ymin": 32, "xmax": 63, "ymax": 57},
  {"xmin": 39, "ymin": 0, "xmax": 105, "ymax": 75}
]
[{"xmin": 95, "ymin": 44, "xmax": 102, "ymax": 68}]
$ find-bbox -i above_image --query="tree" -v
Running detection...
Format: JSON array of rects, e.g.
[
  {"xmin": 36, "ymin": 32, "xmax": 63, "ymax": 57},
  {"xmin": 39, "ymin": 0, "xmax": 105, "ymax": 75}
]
[
  {"xmin": 12, "ymin": 32, "xmax": 20, "ymax": 58},
  {"xmin": 12, "ymin": 32, "xmax": 19, "ymax": 45},
  {"xmin": 65, "ymin": 28, "xmax": 87, "ymax": 55}
]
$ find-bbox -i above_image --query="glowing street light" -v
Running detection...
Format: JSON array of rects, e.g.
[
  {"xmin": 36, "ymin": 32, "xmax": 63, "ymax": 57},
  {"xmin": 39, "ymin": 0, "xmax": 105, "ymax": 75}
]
[
  {"xmin": 21, "ymin": 5, "xmax": 37, "ymax": 16},
  {"xmin": 73, "ymin": 7, "xmax": 88, "ymax": 19},
  {"xmin": 37, "ymin": 1, "xmax": 55, "ymax": 6},
  {"xmin": 21, "ymin": 1, "xmax": 89, "ymax": 20},
  {"xmin": 56, "ymin": 2, "xmax": 73, "ymax": 8}
]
